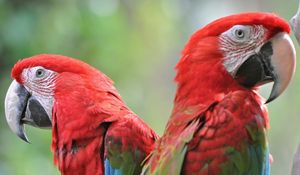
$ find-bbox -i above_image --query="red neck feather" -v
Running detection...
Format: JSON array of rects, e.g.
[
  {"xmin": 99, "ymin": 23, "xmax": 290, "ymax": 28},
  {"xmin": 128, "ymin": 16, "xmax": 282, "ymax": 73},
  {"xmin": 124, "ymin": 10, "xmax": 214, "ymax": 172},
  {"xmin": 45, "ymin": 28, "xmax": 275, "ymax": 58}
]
[
  {"xmin": 50, "ymin": 71, "xmax": 125, "ymax": 175},
  {"xmin": 174, "ymin": 36, "xmax": 245, "ymax": 111}
]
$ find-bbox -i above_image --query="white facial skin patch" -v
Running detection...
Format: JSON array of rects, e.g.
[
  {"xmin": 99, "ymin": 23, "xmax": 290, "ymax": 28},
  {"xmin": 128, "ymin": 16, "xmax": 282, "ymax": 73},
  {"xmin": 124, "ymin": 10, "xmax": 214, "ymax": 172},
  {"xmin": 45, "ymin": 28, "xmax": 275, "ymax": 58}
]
[
  {"xmin": 219, "ymin": 25, "xmax": 267, "ymax": 76},
  {"xmin": 22, "ymin": 66, "xmax": 58, "ymax": 122}
]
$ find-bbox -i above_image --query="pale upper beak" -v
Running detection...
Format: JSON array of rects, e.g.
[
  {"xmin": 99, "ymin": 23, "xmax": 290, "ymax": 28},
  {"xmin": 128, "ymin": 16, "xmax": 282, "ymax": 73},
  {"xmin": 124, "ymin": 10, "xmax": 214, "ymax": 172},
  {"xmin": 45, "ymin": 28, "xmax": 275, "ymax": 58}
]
[
  {"xmin": 266, "ymin": 33, "xmax": 296, "ymax": 103},
  {"xmin": 4, "ymin": 80, "xmax": 52, "ymax": 142},
  {"xmin": 235, "ymin": 32, "xmax": 296, "ymax": 103}
]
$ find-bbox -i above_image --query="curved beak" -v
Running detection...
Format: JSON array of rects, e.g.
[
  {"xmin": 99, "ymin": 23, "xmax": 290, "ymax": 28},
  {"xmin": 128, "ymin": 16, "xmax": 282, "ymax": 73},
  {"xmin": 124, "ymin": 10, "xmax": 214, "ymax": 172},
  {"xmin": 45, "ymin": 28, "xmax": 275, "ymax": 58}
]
[
  {"xmin": 235, "ymin": 32, "xmax": 296, "ymax": 103},
  {"xmin": 5, "ymin": 81, "xmax": 30, "ymax": 142},
  {"xmin": 4, "ymin": 80, "xmax": 52, "ymax": 143},
  {"xmin": 266, "ymin": 33, "xmax": 296, "ymax": 103}
]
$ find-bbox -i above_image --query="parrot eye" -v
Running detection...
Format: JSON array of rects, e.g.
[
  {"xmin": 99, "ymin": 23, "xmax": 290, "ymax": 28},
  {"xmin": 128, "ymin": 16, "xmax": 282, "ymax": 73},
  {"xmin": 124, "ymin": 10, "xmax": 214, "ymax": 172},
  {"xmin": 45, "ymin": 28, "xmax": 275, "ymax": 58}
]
[
  {"xmin": 35, "ymin": 68, "xmax": 46, "ymax": 78},
  {"xmin": 225, "ymin": 25, "xmax": 251, "ymax": 42},
  {"xmin": 235, "ymin": 29, "xmax": 245, "ymax": 39}
]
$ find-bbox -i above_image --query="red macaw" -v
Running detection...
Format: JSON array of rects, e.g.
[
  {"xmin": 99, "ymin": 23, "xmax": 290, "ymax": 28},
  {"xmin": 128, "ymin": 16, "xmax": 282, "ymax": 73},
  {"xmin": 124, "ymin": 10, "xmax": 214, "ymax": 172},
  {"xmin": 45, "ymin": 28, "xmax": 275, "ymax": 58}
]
[
  {"xmin": 4, "ymin": 54, "xmax": 159, "ymax": 175},
  {"xmin": 143, "ymin": 13, "xmax": 296, "ymax": 175}
]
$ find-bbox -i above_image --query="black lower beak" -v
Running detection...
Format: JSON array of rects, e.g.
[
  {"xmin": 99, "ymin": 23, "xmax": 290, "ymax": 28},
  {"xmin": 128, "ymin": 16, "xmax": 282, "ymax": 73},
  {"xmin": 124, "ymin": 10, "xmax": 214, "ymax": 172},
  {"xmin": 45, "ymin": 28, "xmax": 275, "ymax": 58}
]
[
  {"xmin": 23, "ymin": 96, "xmax": 52, "ymax": 127},
  {"xmin": 5, "ymin": 80, "xmax": 52, "ymax": 143},
  {"xmin": 235, "ymin": 42, "xmax": 274, "ymax": 88}
]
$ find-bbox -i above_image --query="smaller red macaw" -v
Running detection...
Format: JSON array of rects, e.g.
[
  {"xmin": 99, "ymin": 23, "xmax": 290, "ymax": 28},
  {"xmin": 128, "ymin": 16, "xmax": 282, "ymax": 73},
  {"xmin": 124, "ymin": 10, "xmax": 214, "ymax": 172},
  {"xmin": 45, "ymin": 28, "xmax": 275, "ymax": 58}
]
[
  {"xmin": 4, "ymin": 54, "xmax": 159, "ymax": 175},
  {"xmin": 143, "ymin": 12, "xmax": 296, "ymax": 175}
]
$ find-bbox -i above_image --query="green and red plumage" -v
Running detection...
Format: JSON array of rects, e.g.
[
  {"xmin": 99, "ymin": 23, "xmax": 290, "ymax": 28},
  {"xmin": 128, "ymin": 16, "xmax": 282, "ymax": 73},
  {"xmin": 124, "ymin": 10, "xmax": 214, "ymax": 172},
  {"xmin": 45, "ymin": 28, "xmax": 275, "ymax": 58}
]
[
  {"xmin": 144, "ymin": 13, "xmax": 295, "ymax": 175},
  {"xmin": 6, "ymin": 54, "xmax": 158, "ymax": 175}
]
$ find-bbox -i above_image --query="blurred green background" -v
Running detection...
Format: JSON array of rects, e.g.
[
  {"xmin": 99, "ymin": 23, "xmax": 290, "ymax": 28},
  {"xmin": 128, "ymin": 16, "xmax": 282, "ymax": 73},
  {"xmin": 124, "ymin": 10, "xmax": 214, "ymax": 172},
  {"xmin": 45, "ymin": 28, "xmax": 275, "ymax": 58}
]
[{"xmin": 0, "ymin": 0, "xmax": 299, "ymax": 174}]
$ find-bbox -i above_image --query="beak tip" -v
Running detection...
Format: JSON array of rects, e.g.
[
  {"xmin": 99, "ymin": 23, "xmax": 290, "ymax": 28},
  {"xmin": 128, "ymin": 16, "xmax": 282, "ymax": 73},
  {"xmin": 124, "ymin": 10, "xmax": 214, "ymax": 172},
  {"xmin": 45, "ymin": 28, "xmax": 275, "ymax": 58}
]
[
  {"xmin": 16, "ymin": 128, "xmax": 30, "ymax": 143},
  {"xmin": 265, "ymin": 97, "xmax": 274, "ymax": 104},
  {"xmin": 18, "ymin": 134, "xmax": 30, "ymax": 143},
  {"xmin": 265, "ymin": 82, "xmax": 281, "ymax": 104}
]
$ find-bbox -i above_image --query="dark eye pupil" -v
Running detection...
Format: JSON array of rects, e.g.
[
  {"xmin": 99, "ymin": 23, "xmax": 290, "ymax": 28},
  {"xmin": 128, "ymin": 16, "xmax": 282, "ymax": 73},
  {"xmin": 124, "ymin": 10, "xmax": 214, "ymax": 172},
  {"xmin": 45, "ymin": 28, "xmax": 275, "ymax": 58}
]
[
  {"xmin": 36, "ymin": 69, "xmax": 44, "ymax": 77},
  {"xmin": 236, "ymin": 29, "xmax": 244, "ymax": 38}
]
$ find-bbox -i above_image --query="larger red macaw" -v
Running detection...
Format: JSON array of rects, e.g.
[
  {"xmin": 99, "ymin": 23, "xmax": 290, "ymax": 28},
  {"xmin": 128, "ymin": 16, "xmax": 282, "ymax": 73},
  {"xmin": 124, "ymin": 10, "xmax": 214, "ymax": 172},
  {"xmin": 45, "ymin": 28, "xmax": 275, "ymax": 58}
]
[
  {"xmin": 143, "ymin": 13, "xmax": 296, "ymax": 175},
  {"xmin": 4, "ymin": 54, "xmax": 158, "ymax": 175}
]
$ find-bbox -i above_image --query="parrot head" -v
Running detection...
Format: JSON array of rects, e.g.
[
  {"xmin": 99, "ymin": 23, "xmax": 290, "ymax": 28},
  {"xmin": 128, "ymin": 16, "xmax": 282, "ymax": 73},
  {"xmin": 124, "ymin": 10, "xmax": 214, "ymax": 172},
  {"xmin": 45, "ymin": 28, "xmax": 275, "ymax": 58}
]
[
  {"xmin": 5, "ymin": 54, "xmax": 119, "ymax": 142},
  {"xmin": 175, "ymin": 12, "xmax": 296, "ymax": 104}
]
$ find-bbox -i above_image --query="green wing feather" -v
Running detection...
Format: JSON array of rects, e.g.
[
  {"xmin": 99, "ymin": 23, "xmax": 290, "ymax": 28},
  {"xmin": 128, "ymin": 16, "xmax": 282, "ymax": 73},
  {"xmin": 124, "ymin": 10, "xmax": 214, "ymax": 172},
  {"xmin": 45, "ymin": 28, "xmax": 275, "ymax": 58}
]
[
  {"xmin": 143, "ymin": 91, "xmax": 270, "ymax": 175},
  {"xmin": 105, "ymin": 115, "xmax": 158, "ymax": 175}
]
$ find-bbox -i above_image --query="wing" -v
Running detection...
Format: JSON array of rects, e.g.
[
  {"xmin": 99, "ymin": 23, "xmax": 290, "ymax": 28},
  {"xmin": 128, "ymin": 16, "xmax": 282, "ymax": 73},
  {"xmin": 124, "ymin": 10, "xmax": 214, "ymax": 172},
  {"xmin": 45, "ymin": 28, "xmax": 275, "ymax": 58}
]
[
  {"xmin": 144, "ymin": 91, "xmax": 269, "ymax": 175},
  {"xmin": 104, "ymin": 113, "xmax": 158, "ymax": 175},
  {"xmin": 143, "ymin": 118, "xmax": 202, "ymax": 175}
]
